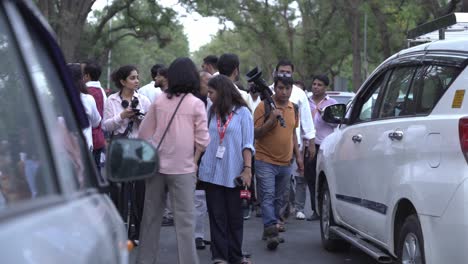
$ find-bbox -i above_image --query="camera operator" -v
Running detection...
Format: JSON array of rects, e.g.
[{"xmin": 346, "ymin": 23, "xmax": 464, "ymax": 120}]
[
  {"xmin": 102, "ymin": 65, "xmax": 151, "ymax": 246},
  {"xmin": 253, "ymin": 74, "xmax": 303, "ymax": 251},
  {"xmin": 269, "ymin": 60, "xmax": 316, "ymax": 222}
]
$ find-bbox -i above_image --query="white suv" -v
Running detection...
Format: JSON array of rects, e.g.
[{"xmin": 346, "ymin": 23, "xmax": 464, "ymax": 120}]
[{"xmin": 316, "ymin": 39, "xmax": 468, "ymax": 264}]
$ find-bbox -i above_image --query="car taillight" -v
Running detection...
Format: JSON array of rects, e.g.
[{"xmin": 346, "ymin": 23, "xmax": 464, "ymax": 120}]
[{"xmin": 459, "ymin": 117, "xmax": 468, "ymax": 163}]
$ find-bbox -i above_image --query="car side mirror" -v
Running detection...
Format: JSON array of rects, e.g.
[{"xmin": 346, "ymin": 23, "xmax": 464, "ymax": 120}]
[
  {"xmin": 322, "ymin": 104, "xmax": 346, "ymax": 124},
  {"xmin": 105, "ymin": 138, "xmax": 159, "ymax": 182}
]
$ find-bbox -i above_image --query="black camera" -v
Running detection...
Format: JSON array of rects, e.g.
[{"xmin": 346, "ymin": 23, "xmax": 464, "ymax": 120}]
[
  {"xmin": 246, "ymin": 67, "xmax": 272, "ymax": 97},
  {"xmin": 246, "ymin": 67, "xmax": 286, "ymax": 127},
  {"xmin": 121, "ymin": 97, "xmax": 145, "ymax": 117}
]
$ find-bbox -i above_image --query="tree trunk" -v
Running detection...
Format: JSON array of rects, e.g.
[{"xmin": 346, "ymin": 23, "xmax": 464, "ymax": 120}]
[
  {"xmin": 369, "ymin": 0, "xmax": 391, "ymax": 59},
  {"xmin": 37, "ymin": 0, "xmax": 95, "ymax": 61},
  {"xmin": 345, "ymin": 0, "xmax": 362, "ymax": 92}
]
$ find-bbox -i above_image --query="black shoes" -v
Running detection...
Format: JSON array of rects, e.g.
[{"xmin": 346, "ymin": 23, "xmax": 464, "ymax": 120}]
[
  {"xmin": 307, "ymin": 212, "xmax": 320, "ymax": 221},
  {"xmin": 195, "ymin": 237, "xmax": 206, "ymax": 250},
  {"xmin": 161, "ymin": 217, "xmax": 174, "ymax": 226}
]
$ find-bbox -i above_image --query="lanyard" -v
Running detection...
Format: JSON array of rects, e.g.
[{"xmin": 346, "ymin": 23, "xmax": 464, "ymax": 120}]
[{"xmin": 217, "ymin": 112, "xmax": 234, "ymax": 144}]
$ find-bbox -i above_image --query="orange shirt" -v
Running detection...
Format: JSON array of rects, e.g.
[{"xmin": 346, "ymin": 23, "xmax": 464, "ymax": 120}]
[{"xmin": 254, "ymin": 101, "xmax": 298, "ymax": 166}]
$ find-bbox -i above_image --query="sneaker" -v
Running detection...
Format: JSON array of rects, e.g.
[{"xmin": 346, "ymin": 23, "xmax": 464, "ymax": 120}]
[
  {"xmin": 295, "ymin": 211, "xmax": 306, "ymax": 220},
  {"xmin": 243, "ymin": 206, "xmax": 251, "ymax": 220},
  {"xmin": 195, "ymin": 237, "xmax": 205, "ymax": 250},
  {"xmin": 161, "ymin": 217, "xmax": 174, "ymax": 226}
]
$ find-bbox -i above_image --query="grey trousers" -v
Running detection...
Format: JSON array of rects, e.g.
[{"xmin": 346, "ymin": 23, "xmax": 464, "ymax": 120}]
[
  {"xmin": 136, "ymin": 172, "xmax": 199, "ymax": 264},
  {"xmin": 194, "ymin": 190, "xmax": 207, "ymax": 239}
]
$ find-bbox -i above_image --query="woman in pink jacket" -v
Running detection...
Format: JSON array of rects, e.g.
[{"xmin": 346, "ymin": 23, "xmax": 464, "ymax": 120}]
[{"xmin": 136, "ymin": 57, "xmax": 210, "ymax": 264}]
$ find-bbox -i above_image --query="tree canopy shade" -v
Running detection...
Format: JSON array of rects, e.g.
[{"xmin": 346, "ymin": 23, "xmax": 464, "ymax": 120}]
[
  {"xmin": 35, "ymin": 0, "xmax": 185, "ymax": 62},
  {"xmin": 182, "ymin": 0, "xmax": 467, "ymax": 91}
]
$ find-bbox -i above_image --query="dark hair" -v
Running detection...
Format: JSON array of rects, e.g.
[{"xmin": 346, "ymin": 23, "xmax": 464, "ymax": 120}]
[
  {"xmin": 67, "ymin": 63, "xmax": 88, "ymax": 94},
  {"xmin": 111, "ymin": 65, "xmax": 138, "ymax": 90},
  {"xmin": 82, "ymin": 60, "xmax": 102, "ymax": 81},
  {"xmin": 312, "ymin": 74, "xmax": 330, "ymax": 86},
  {"xmin": 150, "ymin": 64, "xmax": 165, "ymax": 79},
  {"xmin": 275, "ymin": 59, "xmax": 295, "ymax": 72},
  {"xmin": 274, "ymin": 76, "xmax": 294, "ymax": 88},
  {"xmin": 294, "ymin": 80, "xmax": 305, "ymax": 89},
  {"xmin": 203, "ymin": 55, "xmax": 218, "ymax": 68},
  {"xmin": 208, "ymin": 75, "xmax": 249, "ymax": 119},
  {"xmin": 166, "ymin": 57, "xmax": 200, "ymax": 98},
  {"xmin": 157, "ymin": 67, "xmax": 168, "ymax": 79},
  {"xmin": 217, "ymin": 53, "xmax": 239, "ymax": 77}
]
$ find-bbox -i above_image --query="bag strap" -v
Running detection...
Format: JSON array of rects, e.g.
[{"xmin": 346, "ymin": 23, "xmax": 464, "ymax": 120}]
[{"xmin": 156, "ymin": 93, "xmax": 188, "ymax": 151}]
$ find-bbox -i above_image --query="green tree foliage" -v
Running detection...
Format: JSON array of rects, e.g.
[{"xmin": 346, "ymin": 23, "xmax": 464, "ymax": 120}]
[
  {"xmin": 35, "ymin": 0, "xmax": 187, "ymax": 63},
  {"xmin": 182, "ymin": 0, "xmax": 463, "ymax": 91}
]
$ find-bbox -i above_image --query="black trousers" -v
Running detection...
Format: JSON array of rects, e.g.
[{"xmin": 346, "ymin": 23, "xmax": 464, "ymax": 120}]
[
  {"xmin": 205, "ymin": 182, "xmax": 243, "ymax": 263},
  {"xmin": 304, "ymin": 144, "xmax": 320, "ymax": 213},
  {"xmin": 109, "ymin": 180, "xmax": 145, "ymax": 240}
]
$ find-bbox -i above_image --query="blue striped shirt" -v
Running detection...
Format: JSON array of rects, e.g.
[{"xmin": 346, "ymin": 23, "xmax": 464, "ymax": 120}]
[{"xmin": 199, "ymin": 106, "xmax": 255, "ymax": 188}]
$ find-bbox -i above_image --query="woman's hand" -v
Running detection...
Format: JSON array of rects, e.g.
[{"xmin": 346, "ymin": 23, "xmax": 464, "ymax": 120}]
[
  {"xmin": 120, "ymin": 108, "xmax": 136, "ymax": 119},
  {"xmin": 240, "ymin": 167, "xmax": 252, "ymax": 188}
]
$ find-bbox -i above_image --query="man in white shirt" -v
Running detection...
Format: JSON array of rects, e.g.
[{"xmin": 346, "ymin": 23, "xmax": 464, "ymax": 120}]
[
  {"xmin": 217, "ymin": 53, "xmax": 254, "ymax": 111},
  {"xmin": 138, "ymin": 64, "xmax": 164, "ymax": 103},
  {"xmin": 202, "ymin": 55, "xmax": 219, "ymax": 75}
]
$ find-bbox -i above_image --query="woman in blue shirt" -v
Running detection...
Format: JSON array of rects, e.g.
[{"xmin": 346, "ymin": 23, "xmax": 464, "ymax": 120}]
[{"xmin": 198, "ymin": 75, "xmax": 255, "ymax": 264}]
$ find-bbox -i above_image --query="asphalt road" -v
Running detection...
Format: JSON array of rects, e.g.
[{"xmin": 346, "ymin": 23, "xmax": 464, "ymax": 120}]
[{"xmin": 130, "ymin": 206, "xmax": 383, "ymax": 264}]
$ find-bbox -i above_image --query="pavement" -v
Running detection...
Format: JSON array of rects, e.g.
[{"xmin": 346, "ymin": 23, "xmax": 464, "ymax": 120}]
[{"xmin": 129, "ymin": 192, "xmax": 383, "ymax": 264}]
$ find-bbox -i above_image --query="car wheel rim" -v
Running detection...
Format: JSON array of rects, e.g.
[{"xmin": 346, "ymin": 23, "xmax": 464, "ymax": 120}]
[
  {"xmin": 322, "ymin": 190, "xmax": 330, "ymax": 239},
  {"xmin": 402, "ymin": 233, "xmax": 422, "ymax": 264}
]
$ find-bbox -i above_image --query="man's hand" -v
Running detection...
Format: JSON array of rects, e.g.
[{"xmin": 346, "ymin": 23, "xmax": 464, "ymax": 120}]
[
  {"xmin": 264, "ymin": 108, "xmax": 283, "ymax": 129},
  {"xmin": 296, "ymin": 155, "xmax": 304, "ymax": 176},
  {"xmin": 308, "ymin": 145, "xmax": 316, "ymax": 160},
  {"xmin": 240, "ymin": 168, "xmax": 252, "ymax": 187}
]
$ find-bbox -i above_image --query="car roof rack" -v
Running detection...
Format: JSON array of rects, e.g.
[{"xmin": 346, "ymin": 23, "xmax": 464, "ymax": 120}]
[{"xmin": 407, "ymin": 12, "xmax": 468, "ymax": 46}]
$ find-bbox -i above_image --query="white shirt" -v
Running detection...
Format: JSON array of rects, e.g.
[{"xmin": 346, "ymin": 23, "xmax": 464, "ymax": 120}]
[
  {"xmin": 247, "ymin": 94, "xmax": 262, "ymax": 112},
  {"xmin": 269, "ymin": 84, "xmax": 316, "ymax": 147},
  {"xmin": 80, "ymin": 93, "xmax": 101, "ymax": 150},
  {"xmin": 85, "ymin": 81, "xmax": 107, "ymax": 103},
  {"xmin": 234, "ymin": 83, "xmax": 254, "ymax": 111},
  {"xmin": 138, "ymin": 81, "xmax": 163, "ymax": 103}
]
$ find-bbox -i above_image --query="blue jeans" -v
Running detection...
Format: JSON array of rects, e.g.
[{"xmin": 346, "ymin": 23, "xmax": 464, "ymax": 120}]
[{"xmin": 255, "ymin": 159, "xmax": 292, "ymax": 228}]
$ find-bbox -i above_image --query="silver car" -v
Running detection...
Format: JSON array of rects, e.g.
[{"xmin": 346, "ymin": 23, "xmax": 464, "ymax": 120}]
[{"xmin": 0, "ymin": 1, "xmax": 158, "ymax": 263}]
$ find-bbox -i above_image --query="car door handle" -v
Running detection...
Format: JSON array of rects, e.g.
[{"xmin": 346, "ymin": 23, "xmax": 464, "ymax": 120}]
[
  {"xmin": 388, "ymin": 130, "xmax": 404, "ymax": 141},
  {"xmin": 352, "ymin": 134, "xmax": 362, "ymax": 143}
]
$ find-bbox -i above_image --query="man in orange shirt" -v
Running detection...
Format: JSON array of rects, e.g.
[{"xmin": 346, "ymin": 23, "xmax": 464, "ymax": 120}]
[{"xmin": 254, "ymin": 75, "xmax": 303, "ymax": 250}]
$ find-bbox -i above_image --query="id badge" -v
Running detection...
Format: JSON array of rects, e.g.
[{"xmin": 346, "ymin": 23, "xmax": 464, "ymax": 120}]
[{"xmin": 216, "ymin": 145, "xmax": 226, "ymax": 159}]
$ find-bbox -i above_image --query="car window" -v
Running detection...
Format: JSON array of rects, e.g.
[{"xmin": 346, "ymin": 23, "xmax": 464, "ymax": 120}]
[
  {"xmin": 411, "ymin": 65, "xmax": 461, "ymax": 114},
  {"xmin": 0, "ymin": 8, "xmax": 58, "ymax": 209},
  {"xmin": 378, "ymin": 67, "xmax": 416, "ymax": 118},
  {"xmin": 358, "ymin": 73, "xmax": 387, "ymax": 121},
  {"xmin": 22, "ymin": 16, "xmax": 96, "ymax": 192}
]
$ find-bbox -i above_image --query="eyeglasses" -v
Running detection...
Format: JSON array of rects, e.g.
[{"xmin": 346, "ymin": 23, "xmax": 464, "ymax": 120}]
[{"xmin": 276, "ymin": 72, "xmax": 292, "ymax": 78}]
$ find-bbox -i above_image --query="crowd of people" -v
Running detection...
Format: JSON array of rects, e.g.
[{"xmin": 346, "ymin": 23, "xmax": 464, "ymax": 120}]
[{"xmin": 69, "ymin": 53, "xmax": 339, "ymax": 264}]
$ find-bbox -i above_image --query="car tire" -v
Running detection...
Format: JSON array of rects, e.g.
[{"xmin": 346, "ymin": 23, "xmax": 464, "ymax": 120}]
[
  {"xmin": 396, "ymin": 214, "xmax": 425, "ymax": 264},
  {"xmin": 319, "ymin": 181, "xmax": 349, "ymax": 251}
]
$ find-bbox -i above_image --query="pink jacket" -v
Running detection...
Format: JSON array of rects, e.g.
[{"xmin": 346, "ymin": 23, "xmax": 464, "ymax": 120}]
[{"xmin": 138, "ymin": 93, "xmax": 210, "ymax": 174}]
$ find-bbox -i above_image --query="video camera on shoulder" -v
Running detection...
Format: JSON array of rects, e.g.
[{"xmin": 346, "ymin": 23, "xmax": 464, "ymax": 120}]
[{"xmin": 246, "ymin": 67, "xmax": 273, "ymax": 99}]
